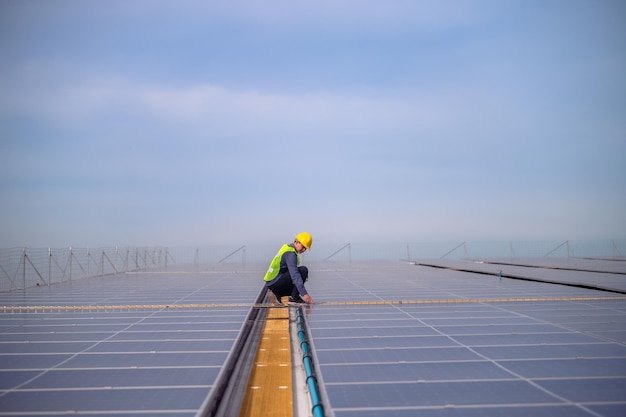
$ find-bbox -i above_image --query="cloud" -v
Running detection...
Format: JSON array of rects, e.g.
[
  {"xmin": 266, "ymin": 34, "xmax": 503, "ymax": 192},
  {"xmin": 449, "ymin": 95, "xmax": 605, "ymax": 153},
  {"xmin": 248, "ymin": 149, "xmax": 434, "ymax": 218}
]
[
  {"xmin": 1, "ymin": 66, "xmax": 514, "ymax": 140},
  {"xmin": 1, "ymin": 0, "xmax": 625, "ymax": 248}
]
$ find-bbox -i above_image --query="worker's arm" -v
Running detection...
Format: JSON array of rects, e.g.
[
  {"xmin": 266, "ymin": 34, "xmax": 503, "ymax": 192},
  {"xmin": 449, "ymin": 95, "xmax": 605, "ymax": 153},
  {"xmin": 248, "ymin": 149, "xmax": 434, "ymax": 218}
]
[{"xmin": 283, "ymin": 252, "xmax": 308, "ymax": 297}]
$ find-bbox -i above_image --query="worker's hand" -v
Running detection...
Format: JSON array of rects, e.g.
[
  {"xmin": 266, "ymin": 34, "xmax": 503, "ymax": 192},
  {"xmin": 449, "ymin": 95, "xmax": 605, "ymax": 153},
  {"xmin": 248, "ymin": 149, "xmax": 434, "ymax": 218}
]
[{"xmin": 303, "ymin": 294, "xmax": 313, "ymax": 304}]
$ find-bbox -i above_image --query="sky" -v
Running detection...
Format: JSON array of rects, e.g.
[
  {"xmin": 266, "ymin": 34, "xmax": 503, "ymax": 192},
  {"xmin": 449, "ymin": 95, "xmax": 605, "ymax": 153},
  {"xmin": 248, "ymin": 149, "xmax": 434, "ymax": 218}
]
[{"xmin": 1, "ymin": 0, "xmax": 625, "ymax": 248}]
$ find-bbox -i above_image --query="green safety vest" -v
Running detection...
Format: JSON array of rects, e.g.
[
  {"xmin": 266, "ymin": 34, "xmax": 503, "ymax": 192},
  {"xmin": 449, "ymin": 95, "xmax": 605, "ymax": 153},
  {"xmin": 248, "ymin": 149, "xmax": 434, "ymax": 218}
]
[{"xmin": 263, "ymin": 244, "xmax": 300, "ymax": 282}]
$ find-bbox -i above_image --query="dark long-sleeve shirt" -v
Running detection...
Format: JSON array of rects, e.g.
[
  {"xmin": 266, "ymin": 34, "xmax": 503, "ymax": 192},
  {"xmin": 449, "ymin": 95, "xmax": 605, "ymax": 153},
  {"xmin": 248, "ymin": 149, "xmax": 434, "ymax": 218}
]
[{"xmin": 280, "ymin": 249, "xmax": 308, "ymax": 296}]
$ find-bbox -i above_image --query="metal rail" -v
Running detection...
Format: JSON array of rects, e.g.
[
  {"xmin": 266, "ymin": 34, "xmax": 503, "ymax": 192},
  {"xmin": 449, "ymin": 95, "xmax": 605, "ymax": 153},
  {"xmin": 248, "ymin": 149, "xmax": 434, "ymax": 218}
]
[
  {"xmin": 3, "ymin": 296, "xmax": 626, "ymax": 313},
  {"xmin": 195, "ymin": 287, "xmax": 268, "ymax": 417},
  {"xmin": 417, "ymin": 262, "xmax": 626, "ymax": 294}
]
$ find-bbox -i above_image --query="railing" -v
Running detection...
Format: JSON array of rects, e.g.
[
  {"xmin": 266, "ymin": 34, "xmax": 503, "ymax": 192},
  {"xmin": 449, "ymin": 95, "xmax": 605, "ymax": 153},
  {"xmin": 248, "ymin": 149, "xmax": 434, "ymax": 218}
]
[
  {"xmin": 2, "ymin": 240, "xmax": 624, "ymax": 292},
  {"xmin": 0, "ymin": 247, "xmax": 172, "ymax": 292}
]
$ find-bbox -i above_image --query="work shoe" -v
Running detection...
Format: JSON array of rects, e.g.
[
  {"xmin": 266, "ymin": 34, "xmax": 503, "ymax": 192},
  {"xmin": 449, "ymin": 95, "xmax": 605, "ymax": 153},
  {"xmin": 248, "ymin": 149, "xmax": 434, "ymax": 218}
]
[{"xmin": 288, "ymin": 296, "xmax": 306, "ymax": 305}]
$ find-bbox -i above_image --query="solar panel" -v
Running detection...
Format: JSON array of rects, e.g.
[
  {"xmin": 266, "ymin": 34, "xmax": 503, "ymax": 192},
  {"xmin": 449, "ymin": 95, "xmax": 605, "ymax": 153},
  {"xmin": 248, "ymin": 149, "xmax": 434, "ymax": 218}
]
[
  {"xmin": 304, "ymin": 260, "xmax": 626, "ymax": 417},
  {"xmin": 0, "ymin": 271, "xmax": 259, "ymax": 416},
  {"xmin": 1, "ymin": 259, "xmax": 625, "ymax": 416}
]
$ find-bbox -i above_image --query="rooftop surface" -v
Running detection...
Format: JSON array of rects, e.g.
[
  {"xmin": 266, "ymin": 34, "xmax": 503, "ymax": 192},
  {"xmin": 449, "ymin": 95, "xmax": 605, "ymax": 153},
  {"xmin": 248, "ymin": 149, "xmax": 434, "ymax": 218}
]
[{"xmin": 1, "ymin": 258, "xmax": 625, "ymax": 416}]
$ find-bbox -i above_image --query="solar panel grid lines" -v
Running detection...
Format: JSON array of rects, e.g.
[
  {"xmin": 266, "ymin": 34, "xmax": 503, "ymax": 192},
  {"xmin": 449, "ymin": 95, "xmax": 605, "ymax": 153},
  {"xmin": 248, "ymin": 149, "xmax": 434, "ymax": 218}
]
[
  {"xmin": 310, "ymin": 306, "xmax": 626, "ymax": 416},
  {"xmin": 0, "ymin": 271, "xmax": 261, "ymax": 416},
  {"xmin": 0, "ymin": 308, "xmax": 244, "ymax": 414},
  {"xmin": 1, "ymin": 261, "xmax": 626, "ymax": 416},
  {"xmin": 410, "ymin": 304, "xmax": 624, "ymax": 417},
  {"xmin": 303, "ymin": 261, "xmax": 626, "ymax": 417}
]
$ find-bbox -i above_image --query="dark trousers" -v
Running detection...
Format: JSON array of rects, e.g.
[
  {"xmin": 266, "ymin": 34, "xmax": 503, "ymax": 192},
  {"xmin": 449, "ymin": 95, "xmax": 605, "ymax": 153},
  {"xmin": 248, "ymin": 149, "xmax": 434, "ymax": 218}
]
[{"xmin": 267, "ymin": 266, "xmax": 308, "ymax": 299}]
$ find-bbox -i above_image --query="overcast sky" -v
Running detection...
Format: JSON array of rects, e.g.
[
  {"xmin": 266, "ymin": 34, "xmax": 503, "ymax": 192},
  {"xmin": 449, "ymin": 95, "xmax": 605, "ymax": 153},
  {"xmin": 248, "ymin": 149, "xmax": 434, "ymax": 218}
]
[{"xmin": 1, "ymin": 0, "xmax": 625, "ymax": 248}]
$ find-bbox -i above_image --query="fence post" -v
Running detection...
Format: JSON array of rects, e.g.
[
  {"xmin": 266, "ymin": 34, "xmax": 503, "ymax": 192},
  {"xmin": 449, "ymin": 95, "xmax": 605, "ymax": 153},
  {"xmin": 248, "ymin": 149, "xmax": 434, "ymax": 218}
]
[
  {"xmin": 22, "ymin": 247, "xmax": 26, "ymax": 289},
  {"xmin": 48, "ymin": 248, "xmax": 52, "ymax": 284},
  {"xmin": 22, "ymin": 249, "xmax": 46, "ymax": 287}
]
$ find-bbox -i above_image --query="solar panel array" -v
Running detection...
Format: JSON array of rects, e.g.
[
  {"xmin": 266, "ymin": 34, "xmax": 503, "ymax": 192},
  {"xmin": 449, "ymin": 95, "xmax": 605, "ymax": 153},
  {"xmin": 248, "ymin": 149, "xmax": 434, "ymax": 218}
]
[
  {"xmin": 1, "ymin": 259, "xmax": 625, "ymax": 417},
  {"xmin": 305, "ymin": 261, "xmax": 626, "ymax": 417},
  {"xmin": 0, "ymin": 269, "xmax": 260, "ymax": 416}
]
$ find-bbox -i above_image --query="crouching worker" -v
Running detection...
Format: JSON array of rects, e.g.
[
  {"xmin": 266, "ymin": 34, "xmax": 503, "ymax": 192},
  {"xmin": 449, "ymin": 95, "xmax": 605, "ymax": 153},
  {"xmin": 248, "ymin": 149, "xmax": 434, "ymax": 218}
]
[{"xmin": 264, "ymin": 232, "xmax": 314, "ymax": 305}]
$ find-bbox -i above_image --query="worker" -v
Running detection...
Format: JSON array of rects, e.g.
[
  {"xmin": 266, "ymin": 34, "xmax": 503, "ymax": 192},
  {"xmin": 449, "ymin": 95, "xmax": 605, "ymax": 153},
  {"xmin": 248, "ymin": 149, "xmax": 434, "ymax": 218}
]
[{"xmin": 264, "ymin": 232, "xmax": 314, "ymax": 305}]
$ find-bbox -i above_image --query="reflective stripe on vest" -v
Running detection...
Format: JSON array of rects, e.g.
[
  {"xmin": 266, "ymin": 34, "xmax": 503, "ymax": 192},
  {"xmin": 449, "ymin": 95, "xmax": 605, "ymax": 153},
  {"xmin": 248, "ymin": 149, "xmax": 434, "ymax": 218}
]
[{"xmin": 263, "ymin": 244, "xmax": 300, "ymax": 282}]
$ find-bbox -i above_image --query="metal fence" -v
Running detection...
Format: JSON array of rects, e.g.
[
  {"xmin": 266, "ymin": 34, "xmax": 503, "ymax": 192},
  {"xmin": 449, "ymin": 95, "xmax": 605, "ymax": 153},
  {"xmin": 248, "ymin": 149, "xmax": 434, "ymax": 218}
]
[
  {"xmin": 170, "ymin": 240, "xmax": 623, "ymax": 264},
  {"xmin": 0, "ymin": 247, "xmax": 172, "ymax": 292},
  {"xmin": 1, "ymin": 240, "xmax": 624, "ymax": 292}
]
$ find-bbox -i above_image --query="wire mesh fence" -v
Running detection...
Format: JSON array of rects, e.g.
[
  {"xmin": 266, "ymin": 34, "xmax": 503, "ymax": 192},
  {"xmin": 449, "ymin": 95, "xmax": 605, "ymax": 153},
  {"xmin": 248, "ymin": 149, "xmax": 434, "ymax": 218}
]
[
  {"xmin": 0, "ymin": 247, "xmax": 172, "ymax": 291},
  {"xmin": 1, "ymin": 240, "xmax": 624, "ymax": 292}
]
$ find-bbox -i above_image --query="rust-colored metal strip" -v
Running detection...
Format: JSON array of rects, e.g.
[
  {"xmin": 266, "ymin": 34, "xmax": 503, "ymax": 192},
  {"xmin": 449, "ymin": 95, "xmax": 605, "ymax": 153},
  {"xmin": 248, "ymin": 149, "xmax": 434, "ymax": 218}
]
[{"xmin": 3, "ymin": 296, "xmax": 626, "ymax": 313}]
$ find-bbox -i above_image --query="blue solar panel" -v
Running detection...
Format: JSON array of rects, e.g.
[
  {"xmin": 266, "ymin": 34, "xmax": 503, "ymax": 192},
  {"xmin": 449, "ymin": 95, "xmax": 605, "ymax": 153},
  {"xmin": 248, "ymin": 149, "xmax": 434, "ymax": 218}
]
[
  {"xmin": 0, "ymin": 270, "xmax": 260, "ymax": 416},
  {"xmin": 304, "ymin": 260, "xmax": 626, "ymax": 416},
  {"xmin": 1, "ymin": 259, "xmax": 625, "ymax": 416}
]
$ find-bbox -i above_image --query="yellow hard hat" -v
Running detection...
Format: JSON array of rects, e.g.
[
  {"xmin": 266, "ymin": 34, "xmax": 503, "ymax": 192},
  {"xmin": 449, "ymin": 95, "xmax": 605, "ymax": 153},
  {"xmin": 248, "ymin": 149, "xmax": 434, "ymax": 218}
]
[{"xmin": 295, "ymin": 232, "xmax": 313, "ymax": 250}]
